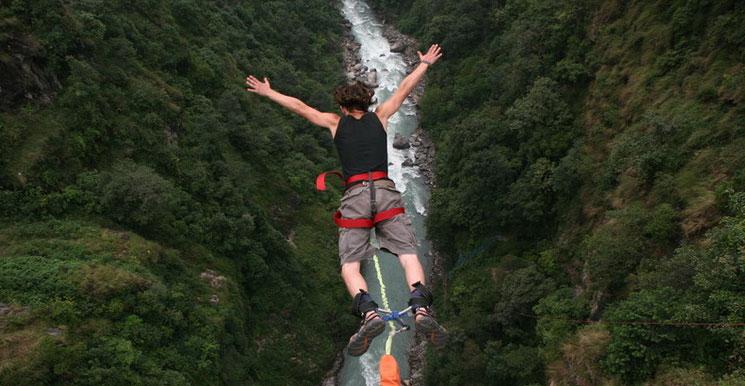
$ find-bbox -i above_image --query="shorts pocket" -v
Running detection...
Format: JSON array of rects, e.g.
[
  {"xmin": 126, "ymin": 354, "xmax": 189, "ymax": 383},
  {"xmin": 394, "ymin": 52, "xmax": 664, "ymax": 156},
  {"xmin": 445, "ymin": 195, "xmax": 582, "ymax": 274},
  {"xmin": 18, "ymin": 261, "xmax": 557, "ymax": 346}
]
[
  {"xmin": 377, "ymin": 214, "xmax": 418, "ymax": 256},
  {"xmin": 375, "ymin": 184, "xmax": 400, "ymax": 194},
  {"xmin": 339, "ymin": 186, "xmax": 371, "ymax": 218},
  {"xmin": 375, "ymin": 185, "xmax": 405, "ymax": 211},
  {"xmin": 341, "ymin": 186, "xmax": 367, "ymax": 202}
]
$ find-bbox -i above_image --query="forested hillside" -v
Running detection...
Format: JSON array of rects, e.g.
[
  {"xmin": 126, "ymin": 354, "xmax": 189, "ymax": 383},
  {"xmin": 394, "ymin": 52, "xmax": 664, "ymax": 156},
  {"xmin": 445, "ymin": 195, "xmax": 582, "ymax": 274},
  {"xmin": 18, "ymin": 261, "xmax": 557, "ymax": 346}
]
[
  {"xmin": 0, "ymin": 1, "xmax": 352, "ymax": 384},
  {"xmin": 370, "ymin": 0, "xmax": 745, "ymax": 384}
]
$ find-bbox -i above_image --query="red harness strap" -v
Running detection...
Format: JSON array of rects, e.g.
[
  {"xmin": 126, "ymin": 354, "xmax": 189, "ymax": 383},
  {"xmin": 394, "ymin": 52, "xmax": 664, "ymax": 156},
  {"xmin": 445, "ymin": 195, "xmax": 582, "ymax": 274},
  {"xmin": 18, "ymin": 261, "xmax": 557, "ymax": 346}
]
[
  {"xmin": 316, "ymin": 170, "xmax": 406, "ymax": 228},
  {"xmin": 333, "ymin": 207, "xmax": 405, "ymax": 228},
  {"xmin": 315, "ymin": 171, "xmax": 344, "ymax": 191},
  {"xmin": 315, "ymin": 170, "xmax": 389, "ymax": 191}
]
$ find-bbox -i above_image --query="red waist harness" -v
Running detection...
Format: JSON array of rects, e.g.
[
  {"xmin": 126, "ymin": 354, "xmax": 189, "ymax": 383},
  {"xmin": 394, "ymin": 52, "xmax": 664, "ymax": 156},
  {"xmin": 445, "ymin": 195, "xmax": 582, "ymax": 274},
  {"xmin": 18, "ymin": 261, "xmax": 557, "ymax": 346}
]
[{"xmin": 316, "ymin": 171, "xmax": 405, "ymax": 228}]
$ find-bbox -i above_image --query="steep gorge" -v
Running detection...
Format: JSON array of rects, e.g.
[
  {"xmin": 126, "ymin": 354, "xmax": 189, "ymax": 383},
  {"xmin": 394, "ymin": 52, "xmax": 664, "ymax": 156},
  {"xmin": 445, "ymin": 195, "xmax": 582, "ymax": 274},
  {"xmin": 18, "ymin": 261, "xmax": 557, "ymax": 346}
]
[
  {"xmin": 370, "ymin": 0, "xmax": 745, "ymax": 384},
  {"xmin": 2, "ymin": 0, "xmax": 745, "ymax": 385}
]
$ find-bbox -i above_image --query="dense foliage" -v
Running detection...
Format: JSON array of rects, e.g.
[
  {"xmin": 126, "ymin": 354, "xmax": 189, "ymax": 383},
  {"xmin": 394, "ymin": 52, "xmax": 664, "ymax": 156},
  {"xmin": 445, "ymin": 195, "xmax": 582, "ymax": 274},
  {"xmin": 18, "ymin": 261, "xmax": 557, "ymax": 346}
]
[
  {"xmin": 4, "ymin": 0, "xmax": 745, "ymax": 384},
  {"xmin": 1, "ymin": 1, "xmax": 353, "ymax": 384},
  {"xmin": 371, "ymin": 0, "xmax": 745, "ymax": 384}
]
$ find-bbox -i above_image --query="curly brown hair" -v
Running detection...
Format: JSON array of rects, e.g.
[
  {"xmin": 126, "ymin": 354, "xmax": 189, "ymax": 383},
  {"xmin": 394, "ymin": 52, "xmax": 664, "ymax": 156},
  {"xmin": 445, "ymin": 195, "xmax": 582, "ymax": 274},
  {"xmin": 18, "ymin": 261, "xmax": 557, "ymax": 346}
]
[{"xmin": 333, "ymin": 81, "xmax": 376, "ymax": 112}]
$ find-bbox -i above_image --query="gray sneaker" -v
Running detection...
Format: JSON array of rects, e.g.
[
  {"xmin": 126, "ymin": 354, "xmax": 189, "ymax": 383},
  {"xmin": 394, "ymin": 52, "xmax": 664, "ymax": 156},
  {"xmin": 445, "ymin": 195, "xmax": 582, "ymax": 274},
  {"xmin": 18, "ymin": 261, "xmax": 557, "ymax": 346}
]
[
  {"xmin": 347, "ymin": 312, "xmax": 385, "ymax": 356},
  {"xmin": 415, "ymin": 307, "xmax": 448, "ymax": 347}
]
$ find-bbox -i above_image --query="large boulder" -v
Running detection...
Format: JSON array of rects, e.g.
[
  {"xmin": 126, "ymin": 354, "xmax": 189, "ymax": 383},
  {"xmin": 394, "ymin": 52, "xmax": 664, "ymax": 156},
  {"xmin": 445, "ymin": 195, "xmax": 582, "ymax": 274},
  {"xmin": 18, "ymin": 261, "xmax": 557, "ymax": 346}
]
[
  {"xmin": 390, "ymin": 40, "xmax": 407, "ymax": 53},
  {"xmin": 392, "ymin": 133, "xmax": 410, "ymax": 149},
  {"xmin": 363, "ymin": 69, "xmax": 378, "ymax": 88}
]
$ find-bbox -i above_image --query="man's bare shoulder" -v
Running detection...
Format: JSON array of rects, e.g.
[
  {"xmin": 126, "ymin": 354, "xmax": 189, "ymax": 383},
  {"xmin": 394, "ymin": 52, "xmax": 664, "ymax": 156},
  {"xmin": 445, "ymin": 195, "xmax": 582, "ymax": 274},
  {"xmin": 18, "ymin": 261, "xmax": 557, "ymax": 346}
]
[
  {"xmin": 327, "ymin": 113, "xmax": 343, "ymax": 137},
  {"xmin": 373, "ymin": 110, "xmax": 389, "ymax": 130},
  {"xmin": 327, "ymin": 113, "xmax": 342, "ymax": 128}
]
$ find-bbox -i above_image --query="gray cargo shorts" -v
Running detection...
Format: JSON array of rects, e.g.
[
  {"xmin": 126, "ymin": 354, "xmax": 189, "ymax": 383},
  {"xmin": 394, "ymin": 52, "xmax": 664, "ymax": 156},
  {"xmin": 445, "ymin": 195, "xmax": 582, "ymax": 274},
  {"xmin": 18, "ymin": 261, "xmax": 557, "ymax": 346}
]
[{"xmin": 338, "ymin": 179, "xmax": 418, "ymax": 265}]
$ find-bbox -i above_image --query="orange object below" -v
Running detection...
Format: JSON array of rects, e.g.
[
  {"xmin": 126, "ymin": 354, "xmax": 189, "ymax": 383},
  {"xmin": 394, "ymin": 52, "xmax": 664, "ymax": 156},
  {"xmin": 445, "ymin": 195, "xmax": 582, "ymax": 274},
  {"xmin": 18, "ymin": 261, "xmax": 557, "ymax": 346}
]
[{"xmin": 379, "ymin": 354, "xmax": 401, "ymax": 385}]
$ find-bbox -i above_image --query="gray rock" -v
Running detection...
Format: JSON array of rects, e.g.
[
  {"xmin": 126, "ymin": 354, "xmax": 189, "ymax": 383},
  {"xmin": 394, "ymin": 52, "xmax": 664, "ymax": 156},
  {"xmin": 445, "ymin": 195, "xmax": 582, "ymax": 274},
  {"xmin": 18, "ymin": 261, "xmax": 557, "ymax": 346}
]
[
  {"xmin": 362, "ymin": 69, "xmax": 378, "ymax": 88},
  {"xmin": 47, "ymin": 327, "xmax": 63, "ymax": 336},
  {"xmin": 366, "ymin": 69, "xmax": 378, "ymax": 84},
  {"xmin": 393, "ymin": 133, "xmax": 410, "ymax": 149},
  {"xmin": 321, "ymin": 352, "xmax": 345, "ymax": 386},
  {"xmin": 402, "ymin": 158, "xmax": 414, "ymax": 167},
  {"xmin": 390, "ymin": 40, "xmax": 407, "ymax": 53}
]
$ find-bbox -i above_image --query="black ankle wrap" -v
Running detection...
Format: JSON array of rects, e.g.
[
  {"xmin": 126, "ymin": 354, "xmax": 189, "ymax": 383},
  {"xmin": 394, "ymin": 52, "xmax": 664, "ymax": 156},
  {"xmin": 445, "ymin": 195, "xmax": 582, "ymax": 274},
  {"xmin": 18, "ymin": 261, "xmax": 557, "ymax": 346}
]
[
  {"xmin": 352, "ymin": 289, "xmax": 378, "ymax": 318},
  {"xmin": 408, "ymin": 281, "xmax": 433, "ymax": 310}
]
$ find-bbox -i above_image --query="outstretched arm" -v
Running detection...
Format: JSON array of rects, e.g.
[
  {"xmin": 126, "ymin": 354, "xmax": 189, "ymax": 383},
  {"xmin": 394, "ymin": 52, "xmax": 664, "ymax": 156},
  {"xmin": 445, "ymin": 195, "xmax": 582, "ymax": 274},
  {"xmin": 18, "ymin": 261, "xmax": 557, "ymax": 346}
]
[
  {"xmin": 246, "ymin": 75, "xmax": 340, "ymax": 134},
  {"xmin": 375, "ymin": 44, "xmax": 443, "ymax": 128}
]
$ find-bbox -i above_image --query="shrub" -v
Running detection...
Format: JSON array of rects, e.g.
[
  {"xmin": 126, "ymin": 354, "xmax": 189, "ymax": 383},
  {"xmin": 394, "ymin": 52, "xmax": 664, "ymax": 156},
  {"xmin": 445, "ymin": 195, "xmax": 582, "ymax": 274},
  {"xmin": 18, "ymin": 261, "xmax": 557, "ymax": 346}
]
[
  {"xmin": 535, "ymin": 288, "xmax": 589, "ymax": 355},
  {"xmin": 95, "ymin": 162, "xmax": 192, "ymax": 241},
  {"xmin": 0, "ymin": 255, "xmax": 80, "ymax": 305}
]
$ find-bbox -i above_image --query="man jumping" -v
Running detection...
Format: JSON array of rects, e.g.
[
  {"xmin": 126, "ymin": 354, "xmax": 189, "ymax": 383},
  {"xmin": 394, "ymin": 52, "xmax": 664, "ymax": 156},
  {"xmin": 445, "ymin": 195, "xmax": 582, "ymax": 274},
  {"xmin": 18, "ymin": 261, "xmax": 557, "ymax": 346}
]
[{"xmin": 246, "ymin": 44, "xmax": 447, "ymax": 356}]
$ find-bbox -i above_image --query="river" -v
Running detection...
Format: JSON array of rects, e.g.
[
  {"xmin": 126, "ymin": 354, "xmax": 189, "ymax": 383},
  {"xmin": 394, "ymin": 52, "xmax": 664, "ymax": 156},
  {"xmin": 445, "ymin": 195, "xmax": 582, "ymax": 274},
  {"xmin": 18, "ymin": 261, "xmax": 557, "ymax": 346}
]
[{"xmin": 337, "ymin": 1, "xmax": 434, "ymax": 385}]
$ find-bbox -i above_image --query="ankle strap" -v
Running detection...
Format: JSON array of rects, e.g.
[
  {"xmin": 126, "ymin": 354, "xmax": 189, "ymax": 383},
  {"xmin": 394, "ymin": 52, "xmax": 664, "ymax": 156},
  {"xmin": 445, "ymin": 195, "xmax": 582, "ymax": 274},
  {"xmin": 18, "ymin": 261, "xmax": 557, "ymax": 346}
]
[{"xmin": 352, "ymin": 289, "xmax": 379, "ymax": 317}]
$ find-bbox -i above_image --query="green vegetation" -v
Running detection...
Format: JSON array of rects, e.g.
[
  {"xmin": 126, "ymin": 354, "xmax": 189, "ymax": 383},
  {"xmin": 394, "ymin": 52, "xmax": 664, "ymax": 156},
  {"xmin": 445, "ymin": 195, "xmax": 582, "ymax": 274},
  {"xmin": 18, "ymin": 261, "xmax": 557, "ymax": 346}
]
[
  {"xmin": 3, "ymin": 0, "xmax": 745, "ymax": 384},
  {"xmin": 371, "ymin": 0, "xmax": 745, "ymax": 384},
  {"xmin": 1, "ymin": 1, "xmax": 353, "ymax": 384}
]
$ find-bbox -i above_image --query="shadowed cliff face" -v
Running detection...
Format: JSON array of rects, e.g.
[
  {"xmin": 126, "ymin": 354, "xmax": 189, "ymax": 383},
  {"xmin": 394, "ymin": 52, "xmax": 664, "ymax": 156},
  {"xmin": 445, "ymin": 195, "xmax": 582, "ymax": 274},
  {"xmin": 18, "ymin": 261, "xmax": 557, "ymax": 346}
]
[{"xmin": 0, "ymin": 30, "xmax": 59, "ymax": 110}]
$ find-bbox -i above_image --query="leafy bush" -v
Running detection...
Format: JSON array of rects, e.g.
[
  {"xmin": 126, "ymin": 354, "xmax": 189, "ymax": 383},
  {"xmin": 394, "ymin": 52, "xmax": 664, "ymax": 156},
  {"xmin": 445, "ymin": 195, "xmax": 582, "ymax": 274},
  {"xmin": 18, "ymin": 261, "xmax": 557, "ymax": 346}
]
[
  {"xmin": 535, "ymin": 287, "xmax": 589, "ymax": 356},
  {"xmin": 0, "ymin": 255, "xmax": 80, "ymax": 305},
  {"xmin": 94, "ymin": 162, "xmax": 191, "ymax": 241}
]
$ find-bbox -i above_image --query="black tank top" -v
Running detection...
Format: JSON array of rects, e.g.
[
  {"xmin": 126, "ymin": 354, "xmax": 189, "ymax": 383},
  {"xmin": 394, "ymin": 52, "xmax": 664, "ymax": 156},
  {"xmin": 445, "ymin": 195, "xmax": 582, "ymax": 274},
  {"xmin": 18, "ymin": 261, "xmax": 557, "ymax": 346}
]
[{"xmin": 333, "ymin": 111, "xmax": 388, "ymax": 180}]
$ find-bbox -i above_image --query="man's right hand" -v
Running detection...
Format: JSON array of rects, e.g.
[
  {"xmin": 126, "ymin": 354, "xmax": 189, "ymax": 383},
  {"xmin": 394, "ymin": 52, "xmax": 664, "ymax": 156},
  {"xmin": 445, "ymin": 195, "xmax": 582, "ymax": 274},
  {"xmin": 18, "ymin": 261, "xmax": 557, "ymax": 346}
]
[{"xmin": 246, "ymin": 75, "xmax": 272, "ymax": 96}]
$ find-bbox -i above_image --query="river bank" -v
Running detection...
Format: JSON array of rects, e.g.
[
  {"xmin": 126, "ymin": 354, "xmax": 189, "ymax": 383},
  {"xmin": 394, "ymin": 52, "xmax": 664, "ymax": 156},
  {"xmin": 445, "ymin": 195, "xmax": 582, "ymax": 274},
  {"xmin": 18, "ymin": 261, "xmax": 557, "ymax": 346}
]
[{"xmin": 376, "ymin": 14, "xmax": 449, "ymax": 386}]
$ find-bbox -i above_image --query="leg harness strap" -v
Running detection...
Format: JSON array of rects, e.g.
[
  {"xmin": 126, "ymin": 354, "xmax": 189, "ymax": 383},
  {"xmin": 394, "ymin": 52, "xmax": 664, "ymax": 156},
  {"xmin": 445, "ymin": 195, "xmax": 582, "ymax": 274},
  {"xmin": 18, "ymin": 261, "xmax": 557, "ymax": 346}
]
[{"xmin": 333, "ymin": 207, "xmax": 406, "ymax": 228}]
